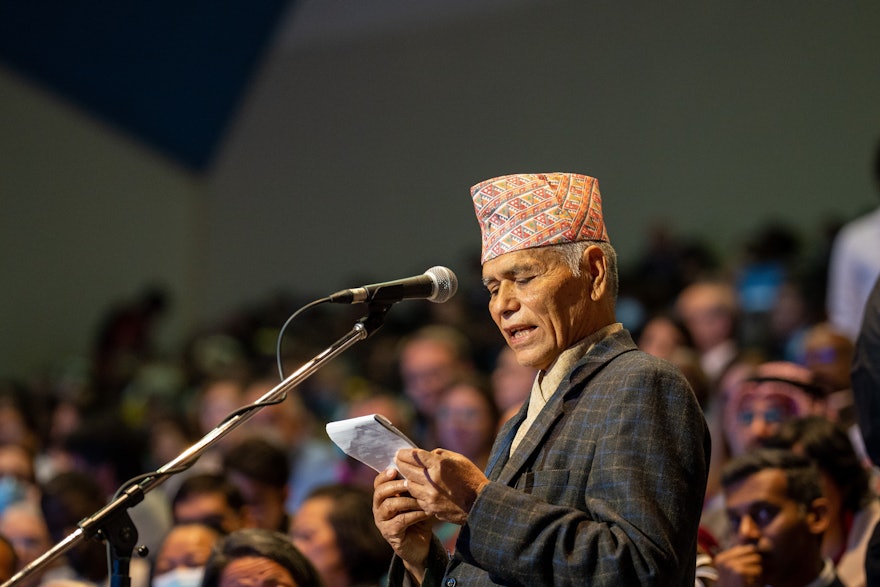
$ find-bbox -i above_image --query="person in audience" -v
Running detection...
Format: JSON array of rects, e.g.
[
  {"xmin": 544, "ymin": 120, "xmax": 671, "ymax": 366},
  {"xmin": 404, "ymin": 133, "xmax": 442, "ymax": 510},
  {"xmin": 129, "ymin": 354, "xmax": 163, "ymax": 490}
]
[
  {"xmin": 0, "ymin": 501, "xmax": 73, "ymax": 587},
  {"xmin": 190, "ymin": 375, "xmax": 250, "ymax": 473},
  {"xmin": 222, "ymin": 437, "xmax": 290, "ymax": 533},
  {"xmin": 722, "ymin": 361, "xmax": 826, "ymax": 460},
  {"xmin": 171, "ymin": 472, "xmax": 246, "ymax": 534},
  {"xmin": 433, "ymin": 378, "xmax": 499, "ymax": 473},
  {"xmin": 152, "ymin": 522, "xmax": 223, "ymax": 587},
  {"xmin": 201, "ymin": 528, "xmax": 324, "ymax": 587},
  {"xmin": 240, "ymin": 377, "xmax": 341, "ymax": 513},
  {"xmin": 290, "ymin": 484, "xmax": 391, "ymax": 587},
  {"xmin": 397, "ymin": 325, "xmax": 474, "ymax": 448},
  {"xmin": 826, "ymin": 137, "xmax": 880, "ymax": 342},
  {"xmin": 488, "ymin": 347, "xmax": 536, "ymax": 428},
  {"xmin": 637, "ymin": 312, "xmax": 693, "ymax": 362},
  {"xmin": 801, "ymin": 322, "xmax": 857, "ymax": 427},
  {"xmin": 41, "ymin": 469, "xmax": 151, "ymax": 587},
  {"xmin": 765, "ymin": 416, "xmax": 879, "ymax": 587},
  {"xmin": 0, "ymin": 442, "xmax": 39, "ymax": 512},
  {"xmin": 714, "ymin": 448, "xmax": 844, "ymax": 587},
  {"xmin": 674, "ymin": 279, "xmax": 740, "ymax": 385},
  {"xmin": 703, "ymin": 359, "xmax": 820, "ymax": 543}
]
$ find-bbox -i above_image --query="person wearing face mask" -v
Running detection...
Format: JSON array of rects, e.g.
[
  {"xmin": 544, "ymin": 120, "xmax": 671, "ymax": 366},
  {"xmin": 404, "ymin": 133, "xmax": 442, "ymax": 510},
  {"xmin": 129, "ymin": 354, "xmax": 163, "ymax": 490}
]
[
  {"xmin": 151, "ymin": 523, "xmax": 222, "ymax": 587},
  {"xmin": 0, "ymin": 442, "xmax": 38, "ymax": 514}
]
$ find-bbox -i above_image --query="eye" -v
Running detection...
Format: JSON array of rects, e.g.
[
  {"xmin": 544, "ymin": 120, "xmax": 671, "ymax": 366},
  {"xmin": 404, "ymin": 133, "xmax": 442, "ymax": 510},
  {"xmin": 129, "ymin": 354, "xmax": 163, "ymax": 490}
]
[
  {"xmin": 751, "ymin": 504, "xmax": 781, "ymax": 527},
  {"xmin": 763, "ymin": 407, "xmax": 786, "ymax": 424},
  {"xmin": 737, "ymin": 411, "xmax": 755, "ymax": 426}
]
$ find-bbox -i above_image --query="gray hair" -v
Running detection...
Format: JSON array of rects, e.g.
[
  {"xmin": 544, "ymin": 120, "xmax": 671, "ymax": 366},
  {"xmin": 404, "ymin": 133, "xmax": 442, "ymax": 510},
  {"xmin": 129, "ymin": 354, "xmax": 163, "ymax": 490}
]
[{"xmin": 551, "ymin": 240, "xmax": 619, "ymax": 301}]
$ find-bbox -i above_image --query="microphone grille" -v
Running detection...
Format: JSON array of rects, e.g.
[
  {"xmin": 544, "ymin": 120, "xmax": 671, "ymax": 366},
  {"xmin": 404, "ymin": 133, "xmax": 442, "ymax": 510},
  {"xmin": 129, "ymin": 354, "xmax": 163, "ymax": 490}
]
[{"xmin": 425, "ymin": 266, "xmax": 458, "ymax": 303}]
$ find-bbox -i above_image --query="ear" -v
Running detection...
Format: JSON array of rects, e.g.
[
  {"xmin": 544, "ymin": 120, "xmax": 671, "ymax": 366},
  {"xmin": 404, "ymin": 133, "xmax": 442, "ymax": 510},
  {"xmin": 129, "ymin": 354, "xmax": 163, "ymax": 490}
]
[
  {"xmin": 805, "ymin": 496, "xmax": 831, "ymax": 535},
  {"xmin": 583, "ymin": 245, "xmax": 607, "ymax": 301}
]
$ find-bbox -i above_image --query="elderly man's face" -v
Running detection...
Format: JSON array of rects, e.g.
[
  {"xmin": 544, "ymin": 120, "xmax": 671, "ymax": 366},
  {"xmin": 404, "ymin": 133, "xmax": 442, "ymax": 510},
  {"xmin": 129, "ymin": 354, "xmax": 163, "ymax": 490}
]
[{"xmin": 482, "ymin": 246, "xmax": 602, "ymax": 371}]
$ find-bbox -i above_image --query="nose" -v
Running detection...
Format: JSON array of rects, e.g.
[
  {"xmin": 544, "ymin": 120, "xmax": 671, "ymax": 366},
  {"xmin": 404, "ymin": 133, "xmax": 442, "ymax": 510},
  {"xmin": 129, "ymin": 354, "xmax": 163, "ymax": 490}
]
[
  {"xmin": 749, "ymin": 414, "xmax": 775, "ymax": 442},
  {"xmin": 489, "ymin": 281, "xmax": 519, "ymax": 318},
  {"xmin": 736, "ymin": 514, "xmax": 761, "ymax": 544}
]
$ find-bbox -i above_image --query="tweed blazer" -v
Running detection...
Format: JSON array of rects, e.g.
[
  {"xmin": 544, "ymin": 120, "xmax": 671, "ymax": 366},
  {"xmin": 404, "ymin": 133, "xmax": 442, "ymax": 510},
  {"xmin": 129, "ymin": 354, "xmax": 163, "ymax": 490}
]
[{"xmin": 393, "ymin": 328, "xmax": 710, "ymax": 587}]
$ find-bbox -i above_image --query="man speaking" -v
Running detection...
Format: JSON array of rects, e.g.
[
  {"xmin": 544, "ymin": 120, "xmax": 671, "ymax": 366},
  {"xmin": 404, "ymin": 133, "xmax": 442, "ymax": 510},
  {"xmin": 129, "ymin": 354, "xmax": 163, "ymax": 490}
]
[{"xmin": 373, "ymin": 172, "xmax": 710, "ymax": 586}]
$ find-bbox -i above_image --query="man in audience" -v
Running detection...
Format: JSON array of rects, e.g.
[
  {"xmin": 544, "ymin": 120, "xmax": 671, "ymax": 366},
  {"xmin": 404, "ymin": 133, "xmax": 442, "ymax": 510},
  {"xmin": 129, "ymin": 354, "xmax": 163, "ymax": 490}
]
[
  {"xmin": 722, "ymin": 361, "xmax": 826, "ymax": 459},
  {"xmin": 826, "ymin": 138, "xmax": 880, "ymax": 341},
  {"xmin": 241, "ymin": 376, "xmax": 341, "ymax": 512},
  {"xmin": 714, "ymin": 448, "xmax": 844, "ymax": 587},
  {"xmin": 397, "ymin": 325, "xmax": 475, "ymax": 448},
  {"xmin": 222, "ymin": 436, "xmax": 290, "ymax": 532},
  {"xmin": 675, "ymin": 280, "xmax": 740, "ymax": 384},
  {"xmin": 171, "ymin": 472, "xmax": 246, "ymax": 534}
]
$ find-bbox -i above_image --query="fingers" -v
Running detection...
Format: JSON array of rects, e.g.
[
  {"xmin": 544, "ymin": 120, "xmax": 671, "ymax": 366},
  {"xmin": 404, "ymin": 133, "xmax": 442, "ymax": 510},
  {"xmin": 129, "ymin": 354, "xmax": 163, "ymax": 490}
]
[
  {"xmin": 715, "ymin": 545, "xmax": 763, "ymax": 586},
  {"xmin": 373, "ymin": 467, "xmax": 429, "ymax": 523}
]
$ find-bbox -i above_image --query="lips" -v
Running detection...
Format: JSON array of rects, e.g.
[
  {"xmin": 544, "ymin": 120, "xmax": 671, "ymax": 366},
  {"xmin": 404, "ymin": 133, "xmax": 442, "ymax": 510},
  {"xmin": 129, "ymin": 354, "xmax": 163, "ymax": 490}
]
[{"xmin": 506, "ymin": 325, "xmax": 536, "ymax": 343}]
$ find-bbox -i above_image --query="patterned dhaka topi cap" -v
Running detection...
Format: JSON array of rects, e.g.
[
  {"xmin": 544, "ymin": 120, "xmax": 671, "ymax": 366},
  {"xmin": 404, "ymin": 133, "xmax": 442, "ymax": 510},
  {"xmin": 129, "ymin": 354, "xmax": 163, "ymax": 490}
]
[{"xmin": 470, "ymin": 172, "xmax": 609, "ymax": 264}]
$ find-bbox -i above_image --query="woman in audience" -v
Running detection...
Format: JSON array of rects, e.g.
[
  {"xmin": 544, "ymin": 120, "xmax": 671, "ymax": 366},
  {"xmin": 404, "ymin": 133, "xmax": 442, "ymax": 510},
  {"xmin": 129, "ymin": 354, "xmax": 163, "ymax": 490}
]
[{"xmin": 290, "ymin": 484, "xmax": 391, "ymax": 587}]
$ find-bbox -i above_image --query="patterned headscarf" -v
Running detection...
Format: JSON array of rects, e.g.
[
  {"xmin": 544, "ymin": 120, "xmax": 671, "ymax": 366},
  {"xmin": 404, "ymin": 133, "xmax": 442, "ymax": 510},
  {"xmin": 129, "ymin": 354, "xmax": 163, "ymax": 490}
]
[{"xmin": 470, "ymin": 172, "xmax": 609, "ymax": 264}]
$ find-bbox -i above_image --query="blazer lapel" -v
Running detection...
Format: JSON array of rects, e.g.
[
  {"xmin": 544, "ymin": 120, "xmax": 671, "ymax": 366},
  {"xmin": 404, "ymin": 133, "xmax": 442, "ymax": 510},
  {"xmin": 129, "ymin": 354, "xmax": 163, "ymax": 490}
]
[{"xmin": 490, "ymin": 330, "xmax": 638, "ymax": 486}]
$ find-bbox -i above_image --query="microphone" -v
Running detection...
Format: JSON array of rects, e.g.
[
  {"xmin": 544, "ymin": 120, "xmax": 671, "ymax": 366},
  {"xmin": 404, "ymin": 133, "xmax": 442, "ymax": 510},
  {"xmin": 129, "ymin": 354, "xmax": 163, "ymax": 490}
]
[{"xmin": 328, "ymin": 266, "xmax": 458, "ymax": 304}]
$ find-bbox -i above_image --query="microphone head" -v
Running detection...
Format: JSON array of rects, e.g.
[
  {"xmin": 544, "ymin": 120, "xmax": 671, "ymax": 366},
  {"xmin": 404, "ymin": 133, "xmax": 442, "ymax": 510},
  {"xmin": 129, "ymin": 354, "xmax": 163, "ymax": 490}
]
[{"xmin": 425, "ymin": 266, "xmax": 458, "ymax": 303}]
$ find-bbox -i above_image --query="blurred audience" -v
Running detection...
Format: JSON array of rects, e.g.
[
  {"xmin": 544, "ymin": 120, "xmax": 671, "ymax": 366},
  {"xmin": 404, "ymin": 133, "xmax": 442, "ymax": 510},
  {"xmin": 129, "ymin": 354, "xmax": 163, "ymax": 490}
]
[
  {"xmin": 6, "ymin": 199, "xmax": 880, "ymax": 586},
  {"xmin": 396, "ymin": 325, "xmax": 474, "ymax": 448},
  {"xmin": 488, "ymin": 347, "xmax": 535, "ymax": 427},
  {"xmin": 433, "ymin": 378, "xmax": 499, "ymax": 473},
  {"xmin": 704, "ymin": 360, "xmax": 824, "ymax": 542},
  {"xmin": 675, "ymin": 280, "xmax": 740, "ymax": 385},
  {"xmin": 222, "ymin": 437, "xmax": 290, "ymax": 533},
  {"xmin": 801, "ymin": 322, "xmax": 857, "ymax": 428},
  {"xmin": 171, "ymin": 472, "xmax": 246, "ymax": 535},
  {"xmin": 57, "ymin": 412, "xmax": 172, "ymax": 559},
  {"xmin": 240, "ymin": 378, "xmax": 341, "ymax": 513},
  {"xmin": 0, "ymin": 501, "xmax": 70, "ymax": 587},
  {"xmin": 290, "ymin": 484, "xmax": 391, "ymax": 587},
  {"xmin": 201, "ymin": 528, "xmax": 324, "ymax": 587}
]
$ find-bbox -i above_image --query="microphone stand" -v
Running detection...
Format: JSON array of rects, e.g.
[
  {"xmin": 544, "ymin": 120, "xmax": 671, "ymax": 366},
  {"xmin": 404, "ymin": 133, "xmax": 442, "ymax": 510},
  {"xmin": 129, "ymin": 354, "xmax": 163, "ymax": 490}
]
[{"xmin": 1, "ymin": 302, "xmax": 393, "ymax": 587}]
